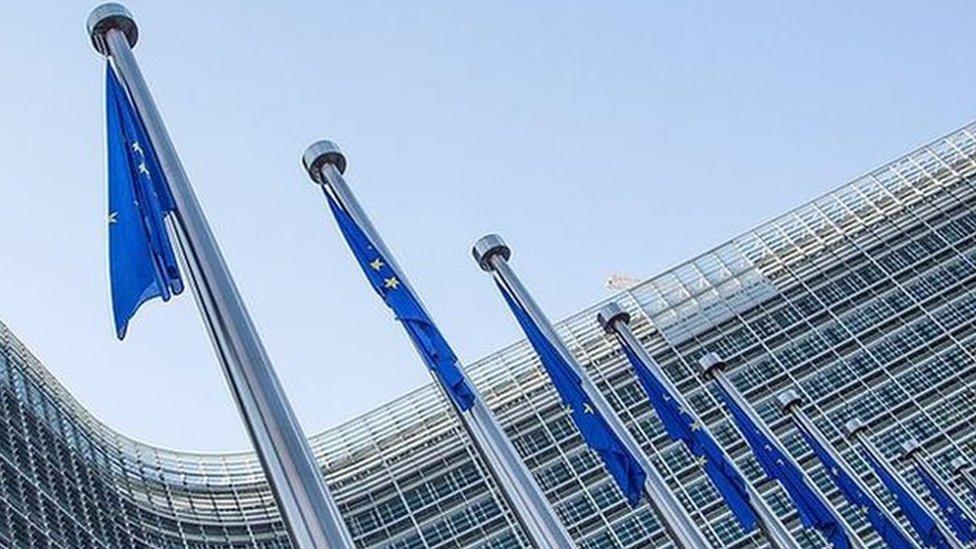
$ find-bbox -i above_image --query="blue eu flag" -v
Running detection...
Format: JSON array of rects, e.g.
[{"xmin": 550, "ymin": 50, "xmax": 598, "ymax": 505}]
[
  {"xmin": 861, "ymin": 448, "xmax": 956, "ymax": 549},
  {"xmin": 106, "ymin": 65, "xmax": 182, "ymax": 339},
  {"xmin": 498, "ymin": 285, "xmax": 646, "ymax": 505},
  {"xmin": 717, "ymin": 386, "xmax": 849, "ymax": 547},
  {"xmin": 797, "ymin": 427, "xmax": 914, "ymax": 548},
  {"xmin": 323, "ymin": 192, "xmax": 475, "ymax": 411},
  {"xmin": 619, "ymin": 345, "xmax": 756, "ymax": 530},
  {"xmin": 914, "ymin": 462, "xmax": 976, "ymax": 542}
]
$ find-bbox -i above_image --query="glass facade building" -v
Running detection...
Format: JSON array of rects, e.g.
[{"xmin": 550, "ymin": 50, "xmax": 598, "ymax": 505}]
[{"xmin": 3, "ymin": 123, "xmax": 976, "ymax": 548}]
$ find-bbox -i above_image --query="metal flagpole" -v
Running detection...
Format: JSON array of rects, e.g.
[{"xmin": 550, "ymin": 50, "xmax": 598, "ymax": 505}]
[
  {"xmin": 87, "ymin": 5, "xmax": 354, "ymax": 548},
  {"xmin": 845, "ymin": 419, "xmax": 965, "ymax": 549},
  {"xmin": 697, "ymin": 354, "xmax": 813, "ymax": 549},
  {"xmin": 473, "ymin": 235, "xmax": 710, "ymax": 549},
  {"xmin": 952, "ymin": 458, "xmax": 976, "ymax": 496},
  {"xmin": 302, "ymin": 142, "xmax": 573, "ymax": 548},
  {"xmin": 903, "ymin": 440, "xmax": 976, "ymax": 531},
  {"xmin": 777, "ymin": 389, "xmax": 915, "ymax": 544},
  {"xmin": 598, "ymin": 305, "xmax": 803, "ymax": 549}
]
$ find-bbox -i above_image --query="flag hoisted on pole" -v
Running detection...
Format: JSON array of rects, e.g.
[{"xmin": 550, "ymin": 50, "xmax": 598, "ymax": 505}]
[
  {"xmin": 777, "ymin": 390, "xmax": 916, "ymax": 548},
  {"xmin": 105, "ymin": 65, "xmax": 183, "ymax": 339},
  {"xmin": 473, "ymin": 234, "xmax": 711, "ymax": 548},
  {"xmin": 88, "ymin": 5, "xmax": 354, "ymax": 547},
  {"xmin": 301, "ymin": 141, "xmax": 574, "ymax": 548},
  {"xmin": 699, "ymin": 354, "xmax": 850, "ymax": 548},
  {"xmin": 903, "ymin": 441, "xmax": 976, "ymax": 543},
  {"xmin": 845, "ymin": 419, "xmax": 965, "ymax": 549},
  {"xmin": 598, "ymin": 303, "xmax": 801, "ymax": 545}
]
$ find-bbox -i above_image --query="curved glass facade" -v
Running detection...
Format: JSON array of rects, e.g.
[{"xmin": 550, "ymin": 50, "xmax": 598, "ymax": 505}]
[{"xmin": 2, "ymin": 124, "xmax": 976, "ymax": 548}]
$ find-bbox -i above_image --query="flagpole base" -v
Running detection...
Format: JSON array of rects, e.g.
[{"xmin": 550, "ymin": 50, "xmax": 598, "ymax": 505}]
[
  {"xmin": 88, "ymin": 3, "xmax": 138, "ymax": 55},
  {"xmin": 473, "ymin": 234, "xmax": 510, "ymax": 272},
  {"xmin": 596, "ymin": 302, "xmax": 630, "ymax": 333},
  {"xmin": 303, "ymin": 140, "xmax": 347, "ymax": 183}
]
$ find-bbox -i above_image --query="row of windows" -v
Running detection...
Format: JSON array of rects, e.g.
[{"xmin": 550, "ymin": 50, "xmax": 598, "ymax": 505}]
[{"xmin": 1, "ymin": 126, "xmax": 976, "ymax": 547}]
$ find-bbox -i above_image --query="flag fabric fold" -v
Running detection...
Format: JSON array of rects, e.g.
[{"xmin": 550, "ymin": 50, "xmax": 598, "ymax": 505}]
[
  {"xmin": 498, "ymin": 284, "xmax": 646, "ymax": 505},
  {"xmin": 797, "ymin": 427, "xmax": 915, "ymax": 548},
  {"xmin": 106, "ymin": 64, "xmax": 183, "ymax": 339},
  {"xmin": 860, "ymin": 448, "xmax": 955, "ymax": 549},
  {"xmin": 717, "ymin": 386, "xmax": 849, "ymax": 547},
  {"xmin": 323, "ymin": 192, "xmax": 475, "ymax": 411},
  {"xmin": 620, "ymin": 345, "xmax": 756, "ymax": 530},
  {"xmin": 914, "ymin": 462, "xmax": 976, "ymax": 542}
]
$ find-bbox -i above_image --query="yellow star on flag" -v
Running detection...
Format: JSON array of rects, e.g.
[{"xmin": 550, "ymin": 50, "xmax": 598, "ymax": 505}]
[
  {"xmin": 370, "ymin": 258, "xmax": 385, "ymax": 271},
  {"xmin": 384, "ymin": 277, "xmax": 400, "ymax": 290}
]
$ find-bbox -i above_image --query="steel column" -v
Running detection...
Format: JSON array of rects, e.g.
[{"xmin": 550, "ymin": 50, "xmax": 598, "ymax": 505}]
[
  {"xmin": 303, "ymin": 142, "xmax": 573, "ymax": 548},
  {"xmin": 87, "ymin": 5, "xmax": 353, "ymax": 547},
  {"xmin": 778, "ymin": 389, "xmax": 914, "ymax": 545},
  {"xmin": 473, "ymin": 235, "xmax": 710, "ymax": 548},
  {"xmin": 599, "ymin": 306, "xmax": 805, "ymax": 549},
  {"xmin": 846, "ymin": 419, "xmax": 964, "ymax": 549}
]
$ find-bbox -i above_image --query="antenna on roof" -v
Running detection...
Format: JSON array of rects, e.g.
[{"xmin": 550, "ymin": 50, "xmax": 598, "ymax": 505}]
[{"xmin": 606, "ymin": 273, "xmax": 640, "ymax": 291}]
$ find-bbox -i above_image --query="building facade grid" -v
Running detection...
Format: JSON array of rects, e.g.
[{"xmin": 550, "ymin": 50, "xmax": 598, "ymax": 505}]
[{"xmin": 1, "ymin": 124, "xmax": 976, "ymax": 547}]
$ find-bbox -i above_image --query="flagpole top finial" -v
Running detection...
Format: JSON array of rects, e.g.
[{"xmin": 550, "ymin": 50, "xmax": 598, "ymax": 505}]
[
  {"xmin": 775, "ymin": 389, "xmax": 802, "ymax": 412},
  {"xmin": 951, "ymin": 457, "xmax": 971, "ymax": 473},
  {"xmin": 472, "ymin": 234, "xmax": 510, "ymax": 271},
  {"xmin": 88, "ymin": 3, "xmax": 138, "ymax": 55},
  {"xmin": 596, "ymin": 303, "xmax": 630, "ymax": 333},
  {"xmin": 844, "ymin": 418, "xmax": 867, "ymax": 439},
  {"xmin": 303, "ymin": 140, "xmax": 347, "ymax": 183},
  {"xmin": 901, "ymin": 440, "xmax": 922, "ymax": 458},
  {"xmin": 698, "ymin": 352, "xmax": 725, "ymax": 378}
]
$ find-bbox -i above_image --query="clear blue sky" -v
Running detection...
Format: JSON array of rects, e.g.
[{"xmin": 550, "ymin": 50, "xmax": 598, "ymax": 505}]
[{"xmin": 1, "ymin": 1, "xmax": 974, "ymax": 451}]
